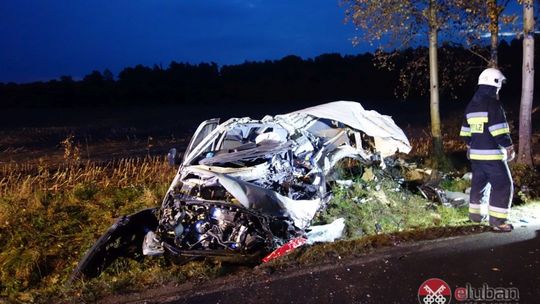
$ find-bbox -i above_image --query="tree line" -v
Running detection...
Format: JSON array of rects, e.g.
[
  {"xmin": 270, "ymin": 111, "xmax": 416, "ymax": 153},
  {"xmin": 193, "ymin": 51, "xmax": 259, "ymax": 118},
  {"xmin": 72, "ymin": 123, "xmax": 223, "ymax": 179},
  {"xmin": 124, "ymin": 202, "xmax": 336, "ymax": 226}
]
[{"xmin": 0, "ymin": 38, "xmax": 536, "ymax": 109}]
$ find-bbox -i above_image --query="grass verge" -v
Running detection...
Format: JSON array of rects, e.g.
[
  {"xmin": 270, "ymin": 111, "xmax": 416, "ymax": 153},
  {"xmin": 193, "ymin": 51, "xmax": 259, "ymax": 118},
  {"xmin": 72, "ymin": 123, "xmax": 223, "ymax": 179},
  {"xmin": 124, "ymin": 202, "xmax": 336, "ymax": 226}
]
[{"xmin": 0, "ymin": 157, "xmax": 533, "ymax": 303}]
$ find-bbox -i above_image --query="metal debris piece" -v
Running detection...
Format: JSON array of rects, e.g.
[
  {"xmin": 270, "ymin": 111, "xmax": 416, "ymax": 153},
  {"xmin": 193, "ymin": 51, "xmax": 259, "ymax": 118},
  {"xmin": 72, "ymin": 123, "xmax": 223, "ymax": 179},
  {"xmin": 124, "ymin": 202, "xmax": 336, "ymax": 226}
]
[
  {"xmin": 262, "ymin": 237, "xmax": 308, "ymax": 263},
  {"xmin": 305, "ymin": 218, "xmax": 346, "ymax": 244}
]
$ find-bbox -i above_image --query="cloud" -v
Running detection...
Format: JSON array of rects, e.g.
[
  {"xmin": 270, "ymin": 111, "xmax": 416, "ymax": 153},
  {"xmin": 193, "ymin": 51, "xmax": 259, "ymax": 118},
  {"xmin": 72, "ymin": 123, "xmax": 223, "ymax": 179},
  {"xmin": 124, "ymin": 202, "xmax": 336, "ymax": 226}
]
[
  {"xmin": 479, "ymin": 31, "xmax": 518, "ymax": 38},
  {"xmin": 479, "ymin": 30, "xmax": 540, "ymax": 38}
]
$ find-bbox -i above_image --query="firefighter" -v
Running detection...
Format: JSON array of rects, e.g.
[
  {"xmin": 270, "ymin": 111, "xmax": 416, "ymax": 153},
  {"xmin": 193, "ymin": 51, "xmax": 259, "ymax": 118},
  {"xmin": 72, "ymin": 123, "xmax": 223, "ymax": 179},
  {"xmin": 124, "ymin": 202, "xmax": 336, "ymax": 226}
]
[{"xmin": 460, "ymin": 68, "xmax": 515, "ymax": 232}]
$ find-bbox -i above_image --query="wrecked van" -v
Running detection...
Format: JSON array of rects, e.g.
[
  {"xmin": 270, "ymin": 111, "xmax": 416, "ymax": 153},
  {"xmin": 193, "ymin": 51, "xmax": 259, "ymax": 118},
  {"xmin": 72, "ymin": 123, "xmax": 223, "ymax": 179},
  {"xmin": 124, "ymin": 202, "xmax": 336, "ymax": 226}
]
[{"xmin": 71, "ymin": 101, "xmax": 411, "ymax": 281}]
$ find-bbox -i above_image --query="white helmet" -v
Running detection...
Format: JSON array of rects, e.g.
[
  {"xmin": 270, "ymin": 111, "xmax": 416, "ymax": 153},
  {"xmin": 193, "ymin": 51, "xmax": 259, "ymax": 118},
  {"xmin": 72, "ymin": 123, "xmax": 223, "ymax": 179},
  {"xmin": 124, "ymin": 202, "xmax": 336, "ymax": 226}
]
[{"xmin": 478, "ymin": 68, "xmax": 506, "ymax": 88}]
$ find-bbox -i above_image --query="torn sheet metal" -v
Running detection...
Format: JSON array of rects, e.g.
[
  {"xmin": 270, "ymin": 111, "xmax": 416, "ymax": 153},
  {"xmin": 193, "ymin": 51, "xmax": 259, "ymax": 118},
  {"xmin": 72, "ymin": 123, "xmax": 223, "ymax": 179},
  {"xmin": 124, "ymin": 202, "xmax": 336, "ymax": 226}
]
[
  {"xmin": 285, "ymin": 100, "xmax": 411, "ymax": 157},
  {"xmin": 72, "ymin": 101, "xmax": 411, "ymax": 280}
]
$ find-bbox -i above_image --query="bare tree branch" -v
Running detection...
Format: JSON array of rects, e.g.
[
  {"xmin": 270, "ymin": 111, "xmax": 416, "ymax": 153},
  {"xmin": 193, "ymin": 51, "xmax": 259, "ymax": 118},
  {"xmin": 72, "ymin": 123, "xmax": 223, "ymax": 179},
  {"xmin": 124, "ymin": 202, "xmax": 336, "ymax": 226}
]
[{"xmin": 466, "ymin": 48, "xmax": 491, "ymax": 64}]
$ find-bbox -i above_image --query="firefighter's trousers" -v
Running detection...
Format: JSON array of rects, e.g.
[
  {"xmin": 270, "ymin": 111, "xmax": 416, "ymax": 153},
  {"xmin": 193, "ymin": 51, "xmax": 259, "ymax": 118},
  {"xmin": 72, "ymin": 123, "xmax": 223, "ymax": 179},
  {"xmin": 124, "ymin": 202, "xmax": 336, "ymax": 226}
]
[{"xmin": 469, "ymin": 160, "xmax": 513, "ymax": 226}]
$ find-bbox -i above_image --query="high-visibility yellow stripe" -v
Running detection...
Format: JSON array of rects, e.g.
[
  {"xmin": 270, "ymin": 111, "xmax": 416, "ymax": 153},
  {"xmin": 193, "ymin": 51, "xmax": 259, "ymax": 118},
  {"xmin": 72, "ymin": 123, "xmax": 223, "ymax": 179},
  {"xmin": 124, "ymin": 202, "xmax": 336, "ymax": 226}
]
[
  {"xmin": 489, "ymin": 210, "xmax": 508, "ymax": 219},
  {"xmin": 490, "ymin": 128, "xmax": 510, "ymax": 136},
  {"xmin": 469, "ymin": 207, "xmax": 481, "ymax": 214},
  {"xmin": 460, "ymin": 131, "xmax": 471, "ymax": 137},
  {"xmin": 467, "ymin": 117, "xmax": 488, "ymax": 124},
  {"xmin": 469, "ymin": 154, "xmax": 504, "ymax": 160}
]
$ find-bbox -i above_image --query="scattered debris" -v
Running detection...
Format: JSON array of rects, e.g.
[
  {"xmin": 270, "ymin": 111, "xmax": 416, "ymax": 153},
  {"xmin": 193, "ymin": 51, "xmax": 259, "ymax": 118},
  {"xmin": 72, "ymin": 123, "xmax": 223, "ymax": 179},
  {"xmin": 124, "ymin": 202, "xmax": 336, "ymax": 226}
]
[
  {"xmin": 462, "ymin": 172, "xmax": 472, "ymax": 181},
  {"xmin": 445, "ymin": 191, "xmax": 469, "ymax": 206},
  {"xmin": 71, "ymin": 101, "xmax": 413, "ymax": 281},
  {"xmin": 262, "ymin": 238, "xmax": 308, "ymax": 263},
  {"xmin": 305, "ymin": 218, "xmax": 346, "ymax": 245},
  {"xmin": 418, "ymin": 184, "xmax": 469, "ymax": 207}
]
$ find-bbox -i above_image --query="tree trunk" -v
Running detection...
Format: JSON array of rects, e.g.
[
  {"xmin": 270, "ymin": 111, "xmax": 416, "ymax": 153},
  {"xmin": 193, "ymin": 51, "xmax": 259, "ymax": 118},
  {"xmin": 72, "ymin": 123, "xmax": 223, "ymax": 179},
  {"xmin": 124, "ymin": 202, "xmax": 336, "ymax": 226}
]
[
  {"xmin": 487, "ymin": 0, "xmax": 499, "ymax": 67},
  {"xmin": 428, "ymin": 0, "xmax": 445, "ymax": 168},
  {"xmin": 517, "ymin": 0, "xmax": 535, "ymax": 165}
]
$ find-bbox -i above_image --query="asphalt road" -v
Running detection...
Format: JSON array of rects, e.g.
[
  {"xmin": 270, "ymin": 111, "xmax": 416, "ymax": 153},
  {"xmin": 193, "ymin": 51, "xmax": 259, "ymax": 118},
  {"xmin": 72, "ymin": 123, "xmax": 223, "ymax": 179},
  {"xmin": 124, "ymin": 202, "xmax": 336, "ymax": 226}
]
[{"xmin": 127, "ymin": 224, "xmax": 539, "ymax": 304}]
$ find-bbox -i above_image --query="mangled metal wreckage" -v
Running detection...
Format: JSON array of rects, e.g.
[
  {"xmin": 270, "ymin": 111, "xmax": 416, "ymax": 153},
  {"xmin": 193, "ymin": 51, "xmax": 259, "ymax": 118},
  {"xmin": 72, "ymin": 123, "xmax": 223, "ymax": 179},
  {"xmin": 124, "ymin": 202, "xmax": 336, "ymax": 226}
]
[{"xmin": 71, "ymin": 101, "xmax": 411, "ymax": 281}]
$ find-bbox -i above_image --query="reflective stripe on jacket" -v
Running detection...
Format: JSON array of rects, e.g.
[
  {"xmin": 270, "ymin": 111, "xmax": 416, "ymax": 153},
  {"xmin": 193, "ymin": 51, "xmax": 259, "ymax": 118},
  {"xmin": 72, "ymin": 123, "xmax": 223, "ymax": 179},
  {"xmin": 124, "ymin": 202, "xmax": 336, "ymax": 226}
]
[{"xmin": 460, "ymin": 85, "xmax": 512, "ymax": 160}]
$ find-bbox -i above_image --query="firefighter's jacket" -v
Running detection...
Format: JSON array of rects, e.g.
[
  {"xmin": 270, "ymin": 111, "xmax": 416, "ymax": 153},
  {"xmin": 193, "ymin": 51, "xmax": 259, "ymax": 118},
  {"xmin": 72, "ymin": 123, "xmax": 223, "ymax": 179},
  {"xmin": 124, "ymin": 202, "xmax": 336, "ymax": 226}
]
[{"xmin": 460, "ymin": 85, "xmax": 512, "ymax": 160}]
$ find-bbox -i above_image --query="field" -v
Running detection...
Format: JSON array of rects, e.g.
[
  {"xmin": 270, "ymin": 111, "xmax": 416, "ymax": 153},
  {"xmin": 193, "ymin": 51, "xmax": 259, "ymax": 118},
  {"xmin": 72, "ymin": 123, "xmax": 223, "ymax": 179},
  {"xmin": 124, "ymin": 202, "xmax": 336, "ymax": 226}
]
[{"xmin": 0, "ymin": 104, "xmax": 538, "ymax": 303}]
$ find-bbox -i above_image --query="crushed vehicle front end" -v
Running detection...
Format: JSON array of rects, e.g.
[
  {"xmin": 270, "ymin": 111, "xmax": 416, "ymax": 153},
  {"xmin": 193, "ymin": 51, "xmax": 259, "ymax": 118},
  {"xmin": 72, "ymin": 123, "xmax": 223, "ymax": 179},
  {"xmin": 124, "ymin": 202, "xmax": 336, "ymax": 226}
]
[{"xmin": 71, "ymin": 101, "xmax": 411, "ymax": 281}]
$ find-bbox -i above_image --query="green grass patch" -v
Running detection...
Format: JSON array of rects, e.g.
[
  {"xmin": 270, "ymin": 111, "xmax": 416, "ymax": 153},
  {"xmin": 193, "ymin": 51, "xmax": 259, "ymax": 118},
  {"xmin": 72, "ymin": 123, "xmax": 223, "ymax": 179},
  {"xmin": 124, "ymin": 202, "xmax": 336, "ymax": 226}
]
[
  {"xmin": 317, "ymin": 178, "xmax": 469, "ymax": 238},
  {"xmin": 439, "ymin": 177, "xmax": 470, "ymax": 193}
]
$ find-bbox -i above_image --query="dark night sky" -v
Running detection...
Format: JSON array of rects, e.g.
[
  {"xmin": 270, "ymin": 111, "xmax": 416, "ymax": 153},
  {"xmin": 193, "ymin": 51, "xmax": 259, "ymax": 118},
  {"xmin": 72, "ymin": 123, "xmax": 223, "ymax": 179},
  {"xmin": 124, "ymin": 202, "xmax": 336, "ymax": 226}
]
[
  {"xmin": 0, "ymin": 1, "xmax": 523, "ymax": 84},
  {"xmin": 0, "ymin": 0, "xmax": 362, "ymax": 83}
]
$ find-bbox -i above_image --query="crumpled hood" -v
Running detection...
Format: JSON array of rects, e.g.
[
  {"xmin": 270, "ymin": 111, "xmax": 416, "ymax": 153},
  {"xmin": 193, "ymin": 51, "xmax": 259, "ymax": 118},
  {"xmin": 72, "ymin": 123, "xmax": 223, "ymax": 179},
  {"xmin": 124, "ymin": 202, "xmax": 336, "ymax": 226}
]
[{"xmin": 286, "ymin": 101, "xmax": 411, "ymax": 157}]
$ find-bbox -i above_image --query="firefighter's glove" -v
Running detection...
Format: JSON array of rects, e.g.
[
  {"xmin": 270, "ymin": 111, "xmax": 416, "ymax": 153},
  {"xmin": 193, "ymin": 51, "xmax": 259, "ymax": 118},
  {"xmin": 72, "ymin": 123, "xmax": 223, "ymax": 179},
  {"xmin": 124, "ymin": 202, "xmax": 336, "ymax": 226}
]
[{"xmin": 505, "ymin": 145, "xmax": 515, "ymax": 162}]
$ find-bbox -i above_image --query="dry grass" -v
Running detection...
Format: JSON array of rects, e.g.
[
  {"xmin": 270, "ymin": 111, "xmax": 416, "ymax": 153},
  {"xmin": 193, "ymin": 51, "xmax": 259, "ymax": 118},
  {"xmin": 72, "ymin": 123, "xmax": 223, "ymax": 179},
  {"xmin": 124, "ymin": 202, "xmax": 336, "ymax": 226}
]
[
  {"xmin": 0, "ymin": 156, "xmax": 175, "ymax": 303},
  {"xmin": 0, "ymin": 157, "xmax": 172, "ymax": 195}
]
